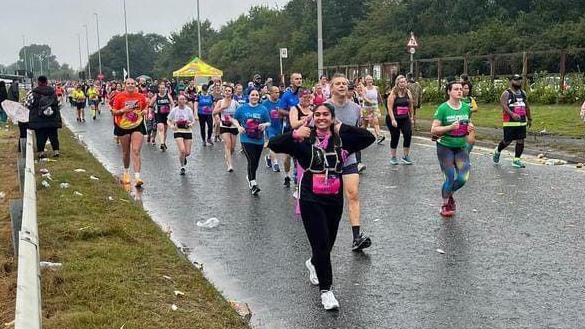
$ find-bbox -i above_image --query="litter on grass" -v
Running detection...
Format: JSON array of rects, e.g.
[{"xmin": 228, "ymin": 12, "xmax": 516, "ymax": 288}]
[{"xmin": 74, "ymin": 168, "xmax": 86, "ymax": 173}]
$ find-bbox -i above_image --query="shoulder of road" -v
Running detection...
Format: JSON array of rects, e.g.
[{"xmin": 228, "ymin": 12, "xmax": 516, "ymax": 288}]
[{"xmin": 0, "ymin": 125, "xmax": 249, "ymax": 329}]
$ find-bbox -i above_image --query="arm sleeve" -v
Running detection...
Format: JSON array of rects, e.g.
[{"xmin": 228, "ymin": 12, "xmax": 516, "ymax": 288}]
[
  {"xmin": 267, "ymin": 131, "xmax": 306, "ymax": 158},
  {"xmin": 339, "ymin": 124, "xmax": 376, "ymax": 154}
]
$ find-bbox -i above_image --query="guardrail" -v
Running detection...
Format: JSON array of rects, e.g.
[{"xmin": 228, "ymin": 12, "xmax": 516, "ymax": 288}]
[{"xmin": 14, "ymin": 129, "xmax": 42, "ymax": 329}]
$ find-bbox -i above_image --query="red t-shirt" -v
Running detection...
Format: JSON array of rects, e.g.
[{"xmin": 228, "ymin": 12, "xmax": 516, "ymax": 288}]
[{"xmin": 112, "ymin": 91, "xmax": 147, "ymax": 129}]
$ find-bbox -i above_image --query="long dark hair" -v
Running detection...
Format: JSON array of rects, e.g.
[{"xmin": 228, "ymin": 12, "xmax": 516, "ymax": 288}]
[{"xmin": 310, "ymin": 103, "xmax": 341, "ymax": 147}]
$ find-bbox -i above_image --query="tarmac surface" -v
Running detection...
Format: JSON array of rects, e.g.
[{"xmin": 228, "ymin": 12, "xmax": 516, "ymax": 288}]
[{"xmin": 61, "ymin": 105, "xmax": 585, "ymax": 329}]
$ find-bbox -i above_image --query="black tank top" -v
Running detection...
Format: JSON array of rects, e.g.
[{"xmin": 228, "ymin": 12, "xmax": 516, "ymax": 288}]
[
  {"xmin": 155, "ymin": 93, "xmax": 171, "ymax": 114},
  {"xmin": 296, "ymin": 105, "xmax": 311, "ymax": 121},
  {"xmin": 392, "ymin": 93, "xmax": 410, "ymax": 118}
]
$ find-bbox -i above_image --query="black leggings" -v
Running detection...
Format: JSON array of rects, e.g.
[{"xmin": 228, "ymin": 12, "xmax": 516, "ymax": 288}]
[
  {"xmin": 198, "ymin": 113, "xmax": 213, "ymax": 141},
  {"xmin": 35, "ymin": 128, "xmax": 59, "ymax": 153},
  {"xmin": 299, "ymin": 200, "xmax": 343, "ymax": 291},
  {"xmin": 387, "ymin": 117, "xmax": 412, "ymax": 149},
  {"xmin": 242, "ymin": 142, "xmax": 263, "ymax": 181}
]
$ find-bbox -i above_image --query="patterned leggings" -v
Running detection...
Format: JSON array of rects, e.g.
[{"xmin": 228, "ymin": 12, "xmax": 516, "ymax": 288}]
[{"xmin": 437, "ymin": 143, "xmax": 470, "ymax": 199}]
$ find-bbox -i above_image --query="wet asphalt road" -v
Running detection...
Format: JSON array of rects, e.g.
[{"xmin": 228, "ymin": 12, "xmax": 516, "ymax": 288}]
[{"xmin": 61, "ymin": 105, "xmax": 585, "ymax": 329}]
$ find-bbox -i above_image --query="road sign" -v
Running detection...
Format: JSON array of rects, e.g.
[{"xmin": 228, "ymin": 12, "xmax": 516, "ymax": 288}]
[
  {"xmin": 409, "ymin": 47, "xmax": 416, "ymax": 54},
  {"xmin": 280, "ymin": 48, "xmax": 288, "ymax": 59},
  {"xmin": 407, "ymin": 32, "xmax": 418, "ymax": 48}
]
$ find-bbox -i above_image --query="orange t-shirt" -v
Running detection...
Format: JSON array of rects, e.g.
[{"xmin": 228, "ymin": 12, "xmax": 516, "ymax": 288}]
[{"xmin": 112, "ymin": 91, "xmax": 147, "ymax": 129}]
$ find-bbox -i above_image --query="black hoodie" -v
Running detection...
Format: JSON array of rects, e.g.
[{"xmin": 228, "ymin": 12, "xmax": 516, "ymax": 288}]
[{"xmin": 27, "ymin": 85, "xmax": 62, "ymax": 130}]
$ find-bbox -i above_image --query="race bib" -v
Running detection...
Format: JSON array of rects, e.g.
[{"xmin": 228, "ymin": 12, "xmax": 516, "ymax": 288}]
[
  {"xmin": 202, "ymin": 106, "xmax": 212, "ymax": 114},
  {"xmin": 312, "ymin": 173, "xmax": 341, "ymax": 195},
  {"xmin": 514, "ymin": 105, "xmax": 526, "ymax": 116},
  {"xmin": 449, "ymin": 120, "xmax": 469, "ymax": 137},
  {"xmin": 245, "ymin": 118, "xmax": 262, "ymax": 139},
  {"xmin": 396, "ymin": 106, "xmax": 409, "ymax": 116},
  {"xmin": 159, "ymin": 105, "xmax": 170, "ymax": 114},
  {"xmin": 270, "ymin": 109, "xmax": 280, "ymax": 119}
]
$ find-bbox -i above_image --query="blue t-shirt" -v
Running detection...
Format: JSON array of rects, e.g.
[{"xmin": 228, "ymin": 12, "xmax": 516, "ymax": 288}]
[
  {"xmin": 197, "ymin": 93, "xmax": 214, "ymax": 115},
  {"xmin": 235, "ymin": 103, "xmax": 270, "ymax": 145},
  {"xmin": 234, "ymin": 94, "xmax": 247, "ymax": 106},
  {"xmin": 262, "ymin": 98, "xmax": 282, "ymax": 136},
  {"xmin": 278, "ymin": 88, "xmax": 299, "ymax": 131}
]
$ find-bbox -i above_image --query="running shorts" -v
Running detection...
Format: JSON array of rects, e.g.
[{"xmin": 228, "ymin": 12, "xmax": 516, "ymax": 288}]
[
  {"xmin": 174, "ymin": 132, "xmax": 193, "ymax": 140},
  {"xmin": 503, "ymin": 126, "xmax": 526, "ymax": 142},
  {"xmin": 114, "ymin": 123, "xmax": 146, "ymax": 137},
  {"xmin": 220, "ymin": 127, "xmax": 239, "ymax": 135}
]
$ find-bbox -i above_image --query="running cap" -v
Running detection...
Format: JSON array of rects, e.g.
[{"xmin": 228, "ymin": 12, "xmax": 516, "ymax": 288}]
[{"xmin": 511, "ymin": 74, "xmax": 523, "ymax": 81}]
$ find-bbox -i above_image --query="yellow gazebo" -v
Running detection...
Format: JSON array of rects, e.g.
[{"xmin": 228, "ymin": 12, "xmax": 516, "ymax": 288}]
[{"xmin": 172, "ymin": 57, "xmax": 223, "ymax": 78}]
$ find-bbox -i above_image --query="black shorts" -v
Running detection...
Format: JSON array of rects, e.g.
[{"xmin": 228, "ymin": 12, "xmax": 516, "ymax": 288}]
[
  {"xmin": 503, "ymin": 126, "xmax": 526, "ymax": 142},
  {"xmin": 342, "ymin": 163, "xmax": 359, "ymax": 175},
  {"xmin": 76, "ymin": 101, "xmax": 86, "ymax": 109},
  {"xmin": 155, "ymin": 113, "xmax": 169, "ymax": 125},
  {"xmin": 114, "ymin": 123, "xmax": 146, "ymax": 137},
  {"xmin": 89, "ymin": 99, "xmax": 99, "ymax": 106},
  {"xmin": 220, "ymin": 127, "xmax": 239, "ymax": 135},
  {"xmin": 174, "ymin": 132, "xmax": 193, "ymax": 140}
]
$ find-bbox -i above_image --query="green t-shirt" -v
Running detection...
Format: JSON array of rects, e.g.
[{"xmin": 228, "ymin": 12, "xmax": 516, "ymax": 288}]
[{"xmin": 433, "ymin": 101, "xmax": 471, "ymax": 149}]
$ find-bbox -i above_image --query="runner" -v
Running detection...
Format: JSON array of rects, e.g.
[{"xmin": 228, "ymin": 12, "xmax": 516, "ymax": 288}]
[
  {"xmin": 360, "ymin": 75, "xmax": 385, "ymax": 144},
  {"xmin": 185, "ymin": 81, "xmax": 198, "ymax": 111},
  {"xmin": 168, "ymin": 94, "xmax": 195, "ymax": 175},
  {"xmin": 386, "ymin": 75, "xmax": 414, "ymax": 165},
  {"xmin": 112, "ymin": 78, "xmax": 149, "ymax": 188},
  {"xmin": 278, "ymin": 73, "xmax": 304, "ymax": 187},
  {"xmin": 194, "ymin": 84, "xmax": 215, "ymax": 146},
  {"xmin": 149, "ymin": 83, "xmax": 175, "ymax": 151},
  {"xmin": 319, "ymin": 75, "xmax": 331, "ymax": 99},
  {"xmin": 262, "ymin": 86, "xmax": 284, "ymax": 172},
  {"xmin": 55, "ymin": 83, "xmax": 64, "ymax": 105},
  {"xmin": 87, "ymin": 82, "xmax": 101, "ymax": 120},
  {"xmin": 233, "ymin": 83, "xmax": 247, "ymax": 105},
  {"xmin": 327, "ymin": 74, "xmax": 372, "ymax": 251},
  {"xmin": 71, "ymin": 84, "xmax": 87, "ymax": 122},
  {"xmin": 431, "ymin": 80, "xmax": 476, "ymax": 217},
  {"xmin": 313, "ymin": 84, "xmax": 326, "ymax": 106},
  {"xmin": 233, "ymin": 89, "xmax": 271, "ymax": 195},
  {"xmin": 267, "ymin": 102, "xmax": 375, "ymax": 310},
  {"xmin": 493, "ymin": 74, "xmax": 532, "ymax": 168},
  {"xmin": 108, "ymin": 82, "xmax": 124, "ymax": 144},
  {"xmin": 213, "ymin": 85, "xmax": 239, "ymax": 172},
  {"xmin": 461, "ymin": 80, "xmax": 478, "ymax": 153}
]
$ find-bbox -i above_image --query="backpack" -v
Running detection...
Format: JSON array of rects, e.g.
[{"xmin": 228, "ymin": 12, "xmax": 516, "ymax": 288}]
[{"xmin": 36, "ymin": 92, "xmax": 56, "ymax": 118}]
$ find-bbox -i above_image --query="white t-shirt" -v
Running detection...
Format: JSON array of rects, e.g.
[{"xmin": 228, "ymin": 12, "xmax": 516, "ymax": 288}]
[{"xmin": 168, "ymin": 106, "xmax": 195, "ymax": 133}]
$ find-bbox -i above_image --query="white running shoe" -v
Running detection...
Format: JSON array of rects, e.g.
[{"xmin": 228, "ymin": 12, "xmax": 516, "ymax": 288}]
[
  {"xmin": 305, "ymin": 259, "xmax": 319, "ymax": 286},
  {"xmin": 320, "ymin": 290, "xmax": 339, "ymax": 311}
]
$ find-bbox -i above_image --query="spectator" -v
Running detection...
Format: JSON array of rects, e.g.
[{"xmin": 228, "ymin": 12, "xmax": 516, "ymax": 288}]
[
  {"xmin": 25, "ymin": 76, "xmax": 62, "ymax": 158},
  {"xmin": 8, "ymin": 80, "xmax": 19, "ymax": 101},
  {"xmin": 406, "ymin": 73, "xmax": 422, "ymax": 128},
  {"xmin": 0, "ymin": 81, "xmax": 7, "ymax": 123}
]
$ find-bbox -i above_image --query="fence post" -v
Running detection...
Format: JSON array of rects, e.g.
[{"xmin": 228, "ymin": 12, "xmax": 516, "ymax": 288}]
[
  {"xmin": 522, "ymin": 51, "xmax": 529, "ymax": 89},
  {"xmin": 415, "ymin": 60, "xmax": 420, "ymax": 79},
  {"xmin": 437, "ymin": 58, "xmax": 443, "ymax": 90},
  {"xmin": 489, "ymin": 54, "xmax": 495, "ymax": 81},
  {"xmin": 463, "ymin": 52, "xmax": 469, "ymax": 75},
  {"xmin": 560, "ymin": 50, "xmax": 566, "ymax": 91}
]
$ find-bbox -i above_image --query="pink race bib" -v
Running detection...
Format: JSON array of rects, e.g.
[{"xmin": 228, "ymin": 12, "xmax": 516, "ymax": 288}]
[
  {"xmin": 514, "ymin": 106, "xmax": 526, "ymax": 116},
  {"xmin": 312, "ymin": 174, "xmax": 341, "ymax": 195},
  {"xmin": 396, "ymin": 106, "xmax": 409, "ymax": 116}
]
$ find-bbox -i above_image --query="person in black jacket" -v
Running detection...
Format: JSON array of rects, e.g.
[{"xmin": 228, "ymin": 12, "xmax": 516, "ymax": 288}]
[
  {"xmin": 268, "ymin": 103, "xmax": 375, "ymax": 311},
  {"xmin": 7, "ymin": 80, "xmax": 19, "ymax": 102},
  {"xmin": 0, "ymin": 81, "xmax": 7, "ymax": 123},
  {"xmin": 25, "ymin": 76, "xmax": 62, "ymax": 158}
]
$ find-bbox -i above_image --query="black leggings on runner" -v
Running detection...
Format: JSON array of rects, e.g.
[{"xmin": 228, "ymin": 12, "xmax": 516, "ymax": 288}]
[
  {"xmin": 198, "ymin": 113, "xmax": 213, "ymax": 141},
  {"xmin": 242, "ymin": 142, "xmax": 263, "ymax": 181},
  {"xmin": 35, "ymin": 128, "xmax": 59, "ymax": 153},
  {"xmin": 388, "ymin": 117, "xmax": 412, "ymax": 149},
  {"xmin": 299, "ymin": 200, "xmax": 343, "ymax": 291}
]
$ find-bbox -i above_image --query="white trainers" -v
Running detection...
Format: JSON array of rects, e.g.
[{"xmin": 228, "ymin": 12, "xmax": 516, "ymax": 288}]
[
  {"xmin": 305, "ymin": 259, "xmax": 319, "ymax": 286},
  {"xmin": 320, "ymin": 290, "xmax": 339, "ymax": 310}
]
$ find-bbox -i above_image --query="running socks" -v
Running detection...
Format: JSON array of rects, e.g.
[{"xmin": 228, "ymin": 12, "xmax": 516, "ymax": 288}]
[
  {"xmin": 515, "ymin": 141, "xmax": 524, "ymax": 158},
  {"xmin": 352, "ymin": 226, "xmax": 360, "ymax": 240}
]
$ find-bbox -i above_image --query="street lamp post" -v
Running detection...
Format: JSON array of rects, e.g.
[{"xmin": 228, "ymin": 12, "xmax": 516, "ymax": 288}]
[
  {"xmin": 77, "ymin": 33, "xmax": 83, "ymax": 77},
  {"xmin": 123, "ymin": 0, "xmax": 131, "ymax": 78},
  {"xmin": 196, "ymin": 0, "xmax": 202, "ymax": 58},
  {"xmin": 94, "ymin": 13, "xmax": 103, "ymax": 76},
  {"xmin": 316, "ymin": 0, "xmax": 323, "ymax": 78},
  {"xmin": 22, "ymin": 35, "xmax": 27, "ymax": 72},
  {"xmin": 83, "ymin": 24, "xmax": 92, "ymax": 79}
]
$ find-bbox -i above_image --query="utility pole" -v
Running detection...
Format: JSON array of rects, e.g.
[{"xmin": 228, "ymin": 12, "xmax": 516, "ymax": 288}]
[
  {"xmin": 77, "ymin": 33, "xmax": 83, "ymax": 77},
  {"xmin": 197, "ymin": 0, "xmax": 202, "ymax": 58},
  {"xmin": 316, "ymin": 0, "xmax": 324, "ymax": 78},
  {"xmin": 83, "ymin": 24, "xmax": 91, "ymax": 79},
  {"xmin": 123, "ymin": 0, "xmax": 131, "ymax": 78},
  {"xmin": 22, "ymin": 35, "xmax": 28, "ymax": 72},
  {"xmin": 94, "ymin": 13, "xmax": 103, "ymax": 76}
]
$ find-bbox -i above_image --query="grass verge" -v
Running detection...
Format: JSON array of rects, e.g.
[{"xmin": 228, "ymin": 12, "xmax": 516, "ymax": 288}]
[
  {"xmin": 0, "ymin": 124, "xmax": 19, "ymax": 325},
  {"xmin": 35, "ymin": 127, "xmax": 248, "ymax": 329},
  {"xmin": 416, "ymin": 104, "xmax": 585, "ymax": 138}
]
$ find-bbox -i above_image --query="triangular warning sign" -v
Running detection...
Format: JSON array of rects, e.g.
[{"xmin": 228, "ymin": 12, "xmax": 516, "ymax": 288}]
[{"xmin": 407, "ymin": 33, "xmax": 418, "ymax": 48}]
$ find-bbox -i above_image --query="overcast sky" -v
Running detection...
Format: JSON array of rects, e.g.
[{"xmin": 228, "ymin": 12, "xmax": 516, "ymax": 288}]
[{"xmin": 0, "ymin": 0, "xmax": 289, "ymax": 68}]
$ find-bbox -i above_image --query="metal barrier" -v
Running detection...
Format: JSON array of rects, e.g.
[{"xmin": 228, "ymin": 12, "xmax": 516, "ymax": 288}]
[{"xmin": 14, "ymin": 129, "xmax": 42, "ymax": 329}]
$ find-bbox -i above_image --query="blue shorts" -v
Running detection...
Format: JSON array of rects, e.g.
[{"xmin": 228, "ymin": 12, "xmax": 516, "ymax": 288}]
[
  {"xmin": 342, "ymin": 163, "xmax": 359, "ymax": 175},
  {"xmin": 266, "ymin": 129, "xmax": 280, "ymax": 140}
]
